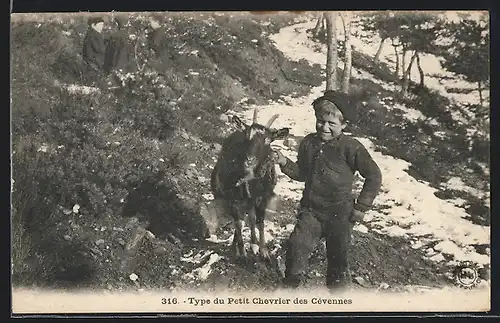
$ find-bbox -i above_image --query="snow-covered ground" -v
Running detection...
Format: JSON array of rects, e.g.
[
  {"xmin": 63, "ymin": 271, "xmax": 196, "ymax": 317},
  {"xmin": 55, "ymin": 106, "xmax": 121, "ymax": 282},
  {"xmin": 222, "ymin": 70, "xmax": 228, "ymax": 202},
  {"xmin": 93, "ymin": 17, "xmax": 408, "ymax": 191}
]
[
  {"xmin": 270, "ymin": 16, "xmax": 489, "ymax": 136},
  {"xmin": 222, "ymin": 17, "xmax": 490, "ymax": 280}
]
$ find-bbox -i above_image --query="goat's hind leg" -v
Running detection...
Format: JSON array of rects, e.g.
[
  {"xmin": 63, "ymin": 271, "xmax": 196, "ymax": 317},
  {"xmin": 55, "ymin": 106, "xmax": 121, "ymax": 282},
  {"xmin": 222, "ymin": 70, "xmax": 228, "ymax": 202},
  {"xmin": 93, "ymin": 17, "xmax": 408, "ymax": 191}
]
[{"xmin": 256, "ymin": 206, "xmax": 270, "ymax": 261}]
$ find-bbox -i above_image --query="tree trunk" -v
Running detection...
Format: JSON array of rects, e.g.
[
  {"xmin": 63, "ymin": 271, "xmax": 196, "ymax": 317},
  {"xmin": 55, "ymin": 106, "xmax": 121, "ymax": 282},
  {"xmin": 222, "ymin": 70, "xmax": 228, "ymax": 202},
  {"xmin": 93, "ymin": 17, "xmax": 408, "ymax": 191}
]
[
  {"xmin": 325, "ymin": 12, "xmax": 338, "ymax": 91},
  {"xmin": 478, "ymin": 80, "xmax": 484, "ymax": 107},
  {"xmin": 416, "ymin": 52, "xmax": 425, "ymax": 87},
  {"xmin": 401, "ymin": 47, "xmax": 407, "ymax": 81},
  {"xmin": 401, "ymin": 50, "xmax": 418, "ymax": 96},
  {"xmin": 391, "ymin": 38, "xmax": 400, "ymax": 79},
  {"xmin": 374, "ymin": 37, "xmax": 386, "ymax": 63},
  {"xmin": 312, "ymin": 12, "xmax": 324, "ymax": 36},
  {"xmin": 341, "ymin": 12, "xmax": 352, "ymax": 94}
]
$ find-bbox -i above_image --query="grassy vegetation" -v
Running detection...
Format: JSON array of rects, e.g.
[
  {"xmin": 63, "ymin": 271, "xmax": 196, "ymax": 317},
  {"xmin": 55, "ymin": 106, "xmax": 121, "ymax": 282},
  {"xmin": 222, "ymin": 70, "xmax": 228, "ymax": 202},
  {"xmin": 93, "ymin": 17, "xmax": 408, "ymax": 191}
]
[{"xmin": 11, "ymin": 12, "xmax": 322, "ymax": 289}]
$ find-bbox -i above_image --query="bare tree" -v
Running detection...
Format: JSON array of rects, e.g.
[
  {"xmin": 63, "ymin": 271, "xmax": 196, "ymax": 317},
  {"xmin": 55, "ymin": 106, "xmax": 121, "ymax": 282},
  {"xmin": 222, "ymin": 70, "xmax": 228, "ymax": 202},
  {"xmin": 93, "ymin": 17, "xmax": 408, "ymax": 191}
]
[
  {"xmin": 415, "ymin": 52, "xmax": 425, "ymax": 87},
  {"xmin": 312, "ymin": 12, "xmax": 325, "ymax": 37},
  {"xmin": 340, "ymin": 12, "xmax": 353, "ymax": 93},
  {"xmin": 373, "ymin": 37, "xmax": 387, "ymax": 63},
  {"xmin": 325, "ymin": 12, "xmax": 338, "ymax": 91},
  {"xmin": 401, "ymin": 50, "xmax": 418, "ymax": 96},
  {"xmin": 401, "ymin": 45, "xmax": 407, "ymax": 80},
  {"xmin": 391, "ymin": 38, "xmax": 401, "ymax": 79}
]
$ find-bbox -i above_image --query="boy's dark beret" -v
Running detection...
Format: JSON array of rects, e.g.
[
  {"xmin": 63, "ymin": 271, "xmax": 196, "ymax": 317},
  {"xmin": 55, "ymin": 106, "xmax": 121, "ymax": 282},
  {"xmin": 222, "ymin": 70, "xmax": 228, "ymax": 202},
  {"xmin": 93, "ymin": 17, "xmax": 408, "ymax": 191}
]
[
  {"xmin": 312, "ymin": 90, "xmax": 356, "ymax": 123},
  {"xmin": 88, "ymin": 16, "xmax": 105, "ymax": 25}
]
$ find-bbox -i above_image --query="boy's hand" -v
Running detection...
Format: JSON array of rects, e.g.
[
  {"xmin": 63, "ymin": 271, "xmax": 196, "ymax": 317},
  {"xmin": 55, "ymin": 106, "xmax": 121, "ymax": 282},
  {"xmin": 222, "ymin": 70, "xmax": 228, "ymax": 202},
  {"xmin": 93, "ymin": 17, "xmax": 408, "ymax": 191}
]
[
  {"xmin": 349, "ymin": 209, "xmax": 365, "ymax": 223},
  {"xmin": 272, "ymin": 149, "xmax": 288, "ymax": 167}
]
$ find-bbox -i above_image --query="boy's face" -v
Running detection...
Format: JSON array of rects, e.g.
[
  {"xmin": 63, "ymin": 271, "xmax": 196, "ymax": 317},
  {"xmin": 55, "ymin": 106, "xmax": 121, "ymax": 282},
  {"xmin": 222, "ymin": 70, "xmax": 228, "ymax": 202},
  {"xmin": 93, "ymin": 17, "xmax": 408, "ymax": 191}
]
[
  {"xmin": 92, "ymin": 22, "xmax": 104, "ymax": 33},
  {"xmin": 315, "ymin": 111, "xmax": 346, "ymax": 141}
]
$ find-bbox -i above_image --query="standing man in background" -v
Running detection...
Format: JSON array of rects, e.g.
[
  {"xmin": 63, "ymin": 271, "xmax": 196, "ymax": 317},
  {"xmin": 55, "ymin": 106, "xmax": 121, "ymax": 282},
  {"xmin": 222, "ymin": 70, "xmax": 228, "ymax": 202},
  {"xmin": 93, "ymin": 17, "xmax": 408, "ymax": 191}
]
[{"xmin": 104, "ymin": 15, "xmax": 134, "ymax": 76}]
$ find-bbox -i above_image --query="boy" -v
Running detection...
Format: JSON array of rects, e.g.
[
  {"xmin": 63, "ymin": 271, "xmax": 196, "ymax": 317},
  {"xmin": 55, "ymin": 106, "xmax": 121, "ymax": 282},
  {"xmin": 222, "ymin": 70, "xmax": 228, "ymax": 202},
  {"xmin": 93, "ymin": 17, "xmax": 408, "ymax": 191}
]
[
  {"xmin": 104, "ymin": 15, "xmax": 134, "ymax": 75},
  {"xmin": 274, "ymin": 90, "xmax": 382, "ymax": 291},
  {"xmin": 82, "ymin": 16, "xmax": 106, "ymax": 71}
]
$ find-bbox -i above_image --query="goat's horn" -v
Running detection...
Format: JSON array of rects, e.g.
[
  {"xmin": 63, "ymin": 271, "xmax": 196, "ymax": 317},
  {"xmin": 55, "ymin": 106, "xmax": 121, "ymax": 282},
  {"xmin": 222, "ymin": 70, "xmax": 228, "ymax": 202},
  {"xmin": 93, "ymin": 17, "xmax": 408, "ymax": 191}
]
[
  {"xmin": 252, "ymin": 109, "xmax": 258, "ymax": 124},
  {"xmin": 265, "ymin": 114, "xmax": 279, "ymax": 128}
]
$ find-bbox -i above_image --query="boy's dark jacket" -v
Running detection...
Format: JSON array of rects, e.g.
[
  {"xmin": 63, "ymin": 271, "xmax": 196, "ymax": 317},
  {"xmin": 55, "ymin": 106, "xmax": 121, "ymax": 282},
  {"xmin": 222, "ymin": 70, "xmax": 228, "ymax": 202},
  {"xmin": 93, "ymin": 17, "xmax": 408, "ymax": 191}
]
[
  {"xmin": 104, "ymin": 29, "xmax": 133, "ymax": 73},
  {"xmin": 280, "ymin": 133, "xmax": 382, "ymax": 216},
  {"xmin": 82, "ymin": 27, "xmax": 106, "ymax": 69}
]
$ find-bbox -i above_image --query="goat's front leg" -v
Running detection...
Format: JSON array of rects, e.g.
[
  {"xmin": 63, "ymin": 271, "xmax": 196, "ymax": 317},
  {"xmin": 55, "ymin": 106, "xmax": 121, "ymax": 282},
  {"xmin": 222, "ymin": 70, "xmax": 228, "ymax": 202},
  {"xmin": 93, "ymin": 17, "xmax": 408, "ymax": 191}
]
[
  {"xmin": 248, "ymin": 208, "xmax": 259, "ymax": 255},
  {"xmin": 232, "ymin": 218, "xmax": 247, "ymax": 258}
]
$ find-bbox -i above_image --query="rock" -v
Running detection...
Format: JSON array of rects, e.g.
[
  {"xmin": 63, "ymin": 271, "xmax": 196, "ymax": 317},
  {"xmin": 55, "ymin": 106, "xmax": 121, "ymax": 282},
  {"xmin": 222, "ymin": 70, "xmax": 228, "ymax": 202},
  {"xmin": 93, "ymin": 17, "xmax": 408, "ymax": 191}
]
[
  {"xmin": 354, "ymin": 224, "xmax": 369, "ymax": 233},
  {"xmin": 95, "ymin": 239, "xmax": 105, "ymax": 246},
  {"xmin": 379, "ymin": 282, "xmax": 390, "ymax": 290},
  {"xmin": 63, "ymin": 235, "xmax": 72, "ymax": 241},
  {"xmin": 199, "ymin": 199, "xmax": 232, "ymax": 236},
  {"xmin": 125, "ymin": 217, "xmax": 140, "ymax": 229},
  {"xmin": 180, "ymin": 132, "xmax": 190, "ymax": 140},
  {"xmin": 211, "ymin": 143, "xmax": 222, "ymax": 152},
  {"xmin": 154, "ymin": 246, "xmax": 168, "ymax": 254},
  {"xmin": 185, "ymin": 169, "xmax": 195, "ymax": 178},
  {"xmin": 353, "ymin": 276, "xmax": 368, "ymax": 287},
  {"xmin": 166, "ymin": 233, "xmax": 182, "ymax": 246},
  {"xmin": 429, "ymin": 253, "xmax": 445, "ymax": 262},
  {"xmin": 198, "ymin": 176, "xmax": 207, "ymax": 183},
  {"xmin": 219, "ymin": 114, "xmax": 229, "ymax": 123},
  {"xmin": 411, "ymin": 241, "xmax": 423, "ymax": 249},
  {"xmin": 129, "ymin": 273, "xmax": 139, "ymax": 281},
  {"xmin": 145, "ymin": 230, "xmax": 155, "ymax": 240},
  {"xmin": 425, "ymin": 248, "xmax": 437, "ymax": 256},
  {"xmin": 362, "ymin": 212, "xmax": 374, "ymax": 222},
  {"xmin": 125, "ymin": 227, "xmax": 148, "ymax": 252}
]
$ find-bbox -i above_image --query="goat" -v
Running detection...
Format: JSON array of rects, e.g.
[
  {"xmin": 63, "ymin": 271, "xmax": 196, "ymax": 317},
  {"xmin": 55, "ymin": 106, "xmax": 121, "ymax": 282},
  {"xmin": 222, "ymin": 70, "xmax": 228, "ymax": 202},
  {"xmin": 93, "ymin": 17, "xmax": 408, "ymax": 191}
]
[{"xmin": 211, "ymin": 109, "xmax": 290, "ymax": 260}]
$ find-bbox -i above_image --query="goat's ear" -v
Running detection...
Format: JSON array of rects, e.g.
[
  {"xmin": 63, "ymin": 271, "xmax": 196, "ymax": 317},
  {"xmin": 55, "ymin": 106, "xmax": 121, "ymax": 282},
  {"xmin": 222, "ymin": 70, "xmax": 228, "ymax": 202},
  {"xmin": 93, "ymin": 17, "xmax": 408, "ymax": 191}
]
[
  {"xmin": 271, "ymin": 127, "xmax": 290, "ymax": 141},
  {"xmin": 232, "ymin": 115, "xmax": 248, "ymax": 131}
]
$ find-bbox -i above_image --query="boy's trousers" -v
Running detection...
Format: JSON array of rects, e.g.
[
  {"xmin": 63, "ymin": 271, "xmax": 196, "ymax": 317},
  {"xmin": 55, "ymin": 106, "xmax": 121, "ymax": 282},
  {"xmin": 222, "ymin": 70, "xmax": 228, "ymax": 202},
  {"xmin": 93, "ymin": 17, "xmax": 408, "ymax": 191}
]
[{"xmin": 283, "ymin": 203, "xmax": 354, "ymax": 290}]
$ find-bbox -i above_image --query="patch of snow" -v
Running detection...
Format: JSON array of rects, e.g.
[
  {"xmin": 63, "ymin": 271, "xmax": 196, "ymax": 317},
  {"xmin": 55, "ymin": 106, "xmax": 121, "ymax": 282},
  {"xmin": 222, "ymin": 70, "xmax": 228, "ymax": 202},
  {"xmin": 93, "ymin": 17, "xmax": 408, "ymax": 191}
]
[
  {"xmin": 37, "ymin": 143, "xmax": 49, "ymax": 153},
  {"xmin": 182, "ymin": 253, "xmax": 222, "ymax": 281},
  {"xmin": 202, "ymin": 193, "xmax": 214, "ymax": 201},
  {"xmin": 181, "ymin": 250, "xmax": 213, "ymax": 264},
  {"xmin": 385, "ymin": 102, "xmax": 427, "ymax": 123},
  {"xmin": 441, "ymin": 177, "xmax": 490, "ymax": 202},
  {"xmin": 64, "ymin": 84, "xmax": 101, "ymax": 95}
]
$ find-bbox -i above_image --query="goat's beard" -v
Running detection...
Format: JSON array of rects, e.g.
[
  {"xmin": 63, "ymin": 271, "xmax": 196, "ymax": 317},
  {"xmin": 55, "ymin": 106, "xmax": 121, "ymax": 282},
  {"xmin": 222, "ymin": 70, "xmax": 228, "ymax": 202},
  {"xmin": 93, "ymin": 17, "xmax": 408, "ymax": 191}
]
[
  {"xmin": 235, "ymin": 166, "xmax": 256, "ymax": 198},
  {"xmin": 236, "ymin": 168, "xmax": 255, "ymax": 187}
]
